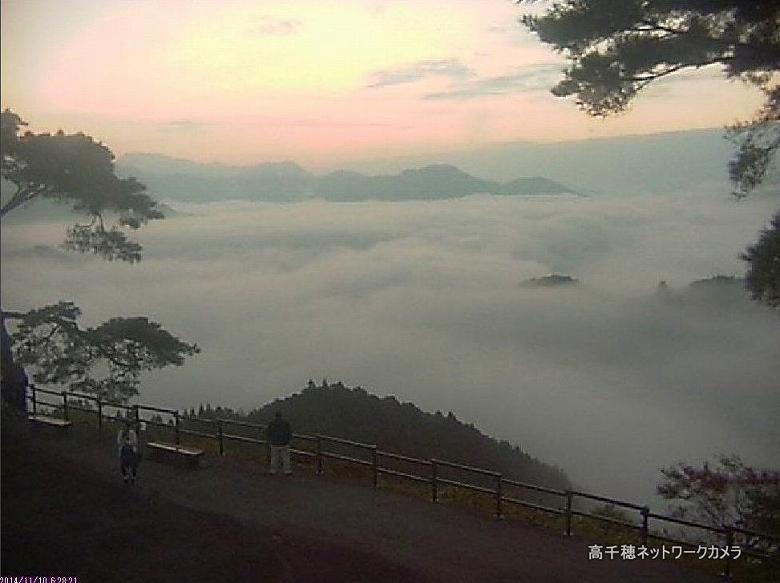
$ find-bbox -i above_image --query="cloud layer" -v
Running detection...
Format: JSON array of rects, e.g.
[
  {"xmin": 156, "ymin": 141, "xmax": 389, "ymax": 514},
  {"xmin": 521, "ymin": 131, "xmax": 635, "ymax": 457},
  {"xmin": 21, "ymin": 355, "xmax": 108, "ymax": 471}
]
[
  {"xmin": 2, "ymin": 191, "xmax": 779, "ymax": 507},
  {"xmin": 366, "ymin": 59, "xmax": 474, "ymax": 88},
  {"xmin": 424, "ymin": 64, "xmax": 562, "ymax": 100}
]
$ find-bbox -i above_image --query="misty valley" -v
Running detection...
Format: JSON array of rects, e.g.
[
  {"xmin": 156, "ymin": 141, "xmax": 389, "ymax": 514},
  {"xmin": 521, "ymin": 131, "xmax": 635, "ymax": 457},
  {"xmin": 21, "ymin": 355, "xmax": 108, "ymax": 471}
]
[{"xmin": 3, "ymin": 176, "xmax": 778, "ymax": 509}]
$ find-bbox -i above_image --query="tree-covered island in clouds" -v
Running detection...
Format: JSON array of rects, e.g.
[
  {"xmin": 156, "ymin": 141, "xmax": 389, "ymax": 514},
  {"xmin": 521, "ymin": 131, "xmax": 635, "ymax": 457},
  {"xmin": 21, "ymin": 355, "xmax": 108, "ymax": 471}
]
[
  {"xmin": 519, "ymin": 275, "xmax": 756, "ymax": 305},
  {"xmin": 521, "ymin": 274, "xmax": 580, "ymax": 288},
  {"xmin": 665, "ymin": 275, "xmax": 751, "ymax": 305},
  {"xmin": 117, "ymin": 154, "xmax": 577, "ymax": 202}
]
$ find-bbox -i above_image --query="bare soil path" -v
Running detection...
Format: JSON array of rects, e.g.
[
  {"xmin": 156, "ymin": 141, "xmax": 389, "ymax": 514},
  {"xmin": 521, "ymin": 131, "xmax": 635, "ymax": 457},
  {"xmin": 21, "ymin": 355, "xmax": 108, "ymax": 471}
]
[{"xmin": 1, "ymin": 416, "xmax": 720, "ymax": 582}]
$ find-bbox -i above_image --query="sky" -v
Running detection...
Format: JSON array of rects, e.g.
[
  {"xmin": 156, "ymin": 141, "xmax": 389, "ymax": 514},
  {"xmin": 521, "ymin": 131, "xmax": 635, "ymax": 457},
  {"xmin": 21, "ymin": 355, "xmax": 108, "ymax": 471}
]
[{"xmin": 1, "ymin": 0, "xmax": 765, "ymax": 168}]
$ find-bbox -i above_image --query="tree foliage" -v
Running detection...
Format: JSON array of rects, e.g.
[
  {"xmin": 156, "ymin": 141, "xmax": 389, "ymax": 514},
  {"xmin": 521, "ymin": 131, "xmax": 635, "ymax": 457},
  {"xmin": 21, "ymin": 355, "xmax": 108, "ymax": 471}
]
[
  {"xmin": 659, "ymin": 454, "xmax": 777, "ymax": 527},
  {"xmin": 1, "ymin": 109, "xmax": 162, "ymax": 261},
  {"xmin": 519, "ymin": 1, "xmax": 779, "ymax": 196},
  {"xmin": 7, "ymin": 302, "xmax": 198, "ymax": 402},
  {"xmin": 742, "ymin": 211, "xmax": 780, "ymax": 307},
  {"xmin": 658, "ymin": 454, "xmax": 779, "ymax": 558},
  {"xmin": 1, "ymin": 110, "xmax": 198, "ymax": 405}
]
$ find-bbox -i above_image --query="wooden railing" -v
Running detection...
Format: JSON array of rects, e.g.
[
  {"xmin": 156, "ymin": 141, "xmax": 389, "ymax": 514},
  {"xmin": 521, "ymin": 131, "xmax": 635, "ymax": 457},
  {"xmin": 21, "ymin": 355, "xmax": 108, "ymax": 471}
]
[{"xmin": 26, "ymin": 385, "xmax": 777, "ymax": 578}]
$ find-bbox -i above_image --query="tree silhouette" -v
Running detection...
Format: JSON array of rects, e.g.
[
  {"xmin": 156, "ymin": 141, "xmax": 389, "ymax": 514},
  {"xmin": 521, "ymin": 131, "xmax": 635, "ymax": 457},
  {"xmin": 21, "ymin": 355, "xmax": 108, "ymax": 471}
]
[
  {"xmin": 1, "ymin": 110, "xmax": 198, "ymax": 404},
  {"xmin": 518, "ymin": 1, "xmax": 779, "ymax": 306},
  {"xmin": 742, "ymin": 211, "xmax": 780, "ymax": 308},
  {"xmin": 658, "ymin": 455, "xmax": 779, "ymax": 559}
]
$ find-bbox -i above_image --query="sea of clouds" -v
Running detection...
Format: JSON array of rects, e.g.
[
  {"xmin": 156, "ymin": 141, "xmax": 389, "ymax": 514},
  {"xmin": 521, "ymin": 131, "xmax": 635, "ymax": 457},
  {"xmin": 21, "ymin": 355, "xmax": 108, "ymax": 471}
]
[{"xmin": 2, "ymin": 189, "xmax": 779, "ymax": 507}]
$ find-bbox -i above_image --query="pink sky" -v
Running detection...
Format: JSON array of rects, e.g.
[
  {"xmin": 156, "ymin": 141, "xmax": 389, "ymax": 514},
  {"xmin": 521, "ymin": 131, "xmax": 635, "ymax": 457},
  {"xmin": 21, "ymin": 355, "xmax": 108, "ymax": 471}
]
[{"xmin": 1, "ymin": 0, "xmax": 763, "ymax": 168}]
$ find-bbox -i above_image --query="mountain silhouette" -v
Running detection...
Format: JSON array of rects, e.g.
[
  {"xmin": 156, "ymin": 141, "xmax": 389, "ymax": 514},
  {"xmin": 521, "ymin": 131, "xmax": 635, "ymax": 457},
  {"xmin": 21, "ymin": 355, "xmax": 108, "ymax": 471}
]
[{"xmin": 117, "ymin": 154, "xmax": 577, "ymax": 202}]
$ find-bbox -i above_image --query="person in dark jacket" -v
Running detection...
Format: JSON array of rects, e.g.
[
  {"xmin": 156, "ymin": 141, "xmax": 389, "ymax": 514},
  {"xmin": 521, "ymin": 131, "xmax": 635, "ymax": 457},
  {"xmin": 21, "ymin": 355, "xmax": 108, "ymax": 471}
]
[
  {"xmin": 117, "ymin": 419, "xmax": 140, "ymax": 484},
  {"xmin": 267, "ymin": 410, "xmax": 292, "ymax": 475}
]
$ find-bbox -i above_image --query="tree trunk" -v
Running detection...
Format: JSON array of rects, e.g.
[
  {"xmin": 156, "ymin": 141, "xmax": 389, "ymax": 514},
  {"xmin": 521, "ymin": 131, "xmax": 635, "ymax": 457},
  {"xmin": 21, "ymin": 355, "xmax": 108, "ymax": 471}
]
[{"xmin": 1, "ymin": 311, "xmax": 27, "ymax": 412}]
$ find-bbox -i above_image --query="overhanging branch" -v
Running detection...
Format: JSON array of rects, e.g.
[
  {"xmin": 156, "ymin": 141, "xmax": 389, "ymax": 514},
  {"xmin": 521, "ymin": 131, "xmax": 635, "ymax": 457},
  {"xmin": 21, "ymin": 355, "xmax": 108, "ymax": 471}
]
[
  {"xmin": 1, "ymin": 310, "xmax": 26, "ymax": 320},
  {"xmin": 0, "ymin": 184, "xmax": 47, "ymax": 219}
]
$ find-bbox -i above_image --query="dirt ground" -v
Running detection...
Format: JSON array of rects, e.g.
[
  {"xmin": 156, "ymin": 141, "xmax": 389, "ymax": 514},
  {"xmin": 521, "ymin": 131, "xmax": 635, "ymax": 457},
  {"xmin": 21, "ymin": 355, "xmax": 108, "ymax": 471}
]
[{"xmin": 1, "ymin": 414, "xmax": 720, "ymax": 582}]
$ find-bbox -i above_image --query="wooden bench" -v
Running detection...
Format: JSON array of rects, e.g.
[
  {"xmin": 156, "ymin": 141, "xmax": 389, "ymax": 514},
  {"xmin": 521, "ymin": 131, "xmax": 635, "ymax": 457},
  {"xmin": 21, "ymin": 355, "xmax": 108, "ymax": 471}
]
[
  {"xmin": 145, "ymin": 441, "xmax": 204, "ymax": 468},
  {"xmin": 28, "ymin": 414, "xmax": 73, "ymax": 429}
]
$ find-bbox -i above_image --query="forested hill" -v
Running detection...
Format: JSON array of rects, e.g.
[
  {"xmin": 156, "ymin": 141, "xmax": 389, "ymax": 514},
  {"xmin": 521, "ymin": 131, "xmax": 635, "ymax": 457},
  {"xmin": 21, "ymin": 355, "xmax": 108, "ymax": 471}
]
[{"xmin": 194, "ymin": 382, "xmax": 570, "ymax": 492}]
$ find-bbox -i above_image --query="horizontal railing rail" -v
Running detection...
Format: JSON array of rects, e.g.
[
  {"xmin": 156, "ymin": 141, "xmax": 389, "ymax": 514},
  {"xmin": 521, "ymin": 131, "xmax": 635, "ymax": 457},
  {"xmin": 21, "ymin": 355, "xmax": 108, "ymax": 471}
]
[
  {"xmin": 319, "ymin": 434, "xmax": 373, "ymax": 449},
  {"xmin": 377, "ymin": 450, "xmax": 433, "ymax": 466},
  {"xmin": 321, "ymin": 451, "xmax": 373, "ymax": 466},
  {"xmin": 30, "ymin": 387, "xmax": 64, "ymax": 397},
  {"xmin": 68, "ymin": 391, "xmax": 100, "ymax": 402},
  {"xmin": 433, "ymin": 458, "xmax": 501, "ymax": 477},
  {"xmin": 137, "ymin": 403, "xmax": 178, "ymax": 415},
  {"xmin": 220, "ymin": 418, "xmax": 265, "ymax": 430},
  {"xmin": 223, "ymin": 433, "xmax": 264, "ymax": 445},
  {"xmin": 23, "ymin": 384, "xmax": 776, "ymax": 576},
  {"xmin": 437, "ymin": 477, "xmax": 496, "ymax": 496},
  {"xmin": 66, "ymin": 403, "xmax": 97, "ymax": 416},
  {"xmin": 377, "ymin": 467, "xmax": 431, "ymax": 484},
  {"xmin": 731, "ymin": 526, "xmax": 779, "ymax": 544},
  {"xmin": 570, "ymin": 508, "xmax": 640, "ymax": 529},
  {"xmin": 571, "ymin": 489, "xmax": 648, "ymax": 512},
  {"xmin": 647, "ymin": 511, "xmax": 725, "ymax": 534},
  {"xmin": 141, "ymin": 418, "xmax": 171, "ymax": 428},
  {"xmin": 503, "ymin": 496, "xmax": 565, "ymax": 516},
  {"xmin": 502, "ymin": 477, "xmax": 566, "ymax": 497}
]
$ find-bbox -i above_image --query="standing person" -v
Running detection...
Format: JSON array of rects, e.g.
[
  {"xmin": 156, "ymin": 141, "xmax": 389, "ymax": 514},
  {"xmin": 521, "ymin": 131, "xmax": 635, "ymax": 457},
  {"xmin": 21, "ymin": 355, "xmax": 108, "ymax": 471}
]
[
  {"xmin": 267, "ymin": 410, "xmax": 292, "ymax": 476},
  {"xmin": 117, "ymin": 419, "xmax": 139, "ymax": 484}
]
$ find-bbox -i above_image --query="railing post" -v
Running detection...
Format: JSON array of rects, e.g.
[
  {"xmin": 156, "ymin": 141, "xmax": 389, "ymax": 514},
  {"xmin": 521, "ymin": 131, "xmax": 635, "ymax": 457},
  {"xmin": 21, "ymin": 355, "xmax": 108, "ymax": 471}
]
[
  {"xmin": 174, "ymin": 410, "xmax": 180, "ymax": 445},
  {"xmin": 722, "ymin": 527, "xmax": 734, "ymax": 579},
  {"xmin": 62, "ymin": 391, "xmax": 69, "ymax": 421},
  {"xmin": 133, "ymin": 405, "xmax": 140, "ymax": 432},
  {"xmin": 372, "ymin": 446, "xmax": 378, "ymax": 488},
  {"xmin": 316, "ymin": 435, "xmax": 323, "ymax": 475},
  {"xmin": 640, "ymin": 507, "xmax": 649, "ymax": 547},
  {"xmin": 265, "ymin": 426, "xmax": 271, "ymax": 464},
  {"xmin": 217, "ymin": 419, "xmax": 224, "ymax": 456},
  {"xmin": 97, "ymin": 396, "xmax": 103, "ymax": 433},
  {"xmin": 564, "ymin": 490, "xmax": 573, "ymax": 536},
  {"xmin": 431, "ymin": 459, "xmax": 438, "ymax": 503},
  {"xmin": 31, "ymin": 384, "xmax": 37, "ymax": 417},
  {"xmin": 496, "ymin": 475, "xmax": 503, "ymax": 518}
]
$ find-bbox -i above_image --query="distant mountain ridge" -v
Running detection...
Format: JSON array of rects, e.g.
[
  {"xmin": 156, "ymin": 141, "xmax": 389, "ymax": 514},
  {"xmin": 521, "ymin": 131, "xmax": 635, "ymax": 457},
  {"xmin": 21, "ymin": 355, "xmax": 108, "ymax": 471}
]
[
  {"xmin": 117, "ymin": 154, "xmax": 577, "ymax": 202},
  {"xmin": 345, "ymin": 127, "xmax": 747, "ymax": 196}
]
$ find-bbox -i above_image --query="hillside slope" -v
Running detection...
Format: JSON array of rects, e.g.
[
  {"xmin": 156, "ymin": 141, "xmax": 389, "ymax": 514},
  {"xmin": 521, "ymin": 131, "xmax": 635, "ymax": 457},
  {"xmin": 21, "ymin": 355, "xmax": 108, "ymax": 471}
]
[{"xmin": 195, "ymin": 382, "xmax": 570, "ymax": 492}]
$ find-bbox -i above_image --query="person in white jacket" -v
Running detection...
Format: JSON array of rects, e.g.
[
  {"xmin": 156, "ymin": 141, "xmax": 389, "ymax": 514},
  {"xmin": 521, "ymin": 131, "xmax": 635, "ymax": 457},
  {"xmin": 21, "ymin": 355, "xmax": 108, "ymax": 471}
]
[{"xmin": 117, "ymin": 420, "xmax": 139, "ymax": 484}]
